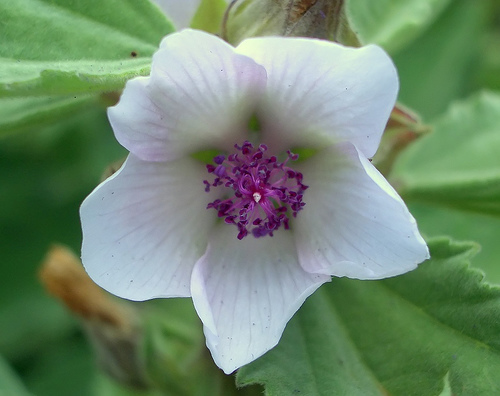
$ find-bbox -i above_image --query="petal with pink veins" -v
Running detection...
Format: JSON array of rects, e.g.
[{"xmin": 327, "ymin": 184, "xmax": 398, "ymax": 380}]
[
  {"xmin": 236, "ymin": 37, "xmax": 398, "ymax": 158},
  {"xmin": 109, "ymin": 30, "xmax": 267, "ymax": 162},
  {"xmin": 81, "ymin": 154, "xmax": 214, "ymax": 300},
  {"xmin": 191, "ymin": 224, "xmax": 330, "ymax": 373},
  {"xmin": 294, "ymin": 142, "xmax": 429, "ymax": 279}
]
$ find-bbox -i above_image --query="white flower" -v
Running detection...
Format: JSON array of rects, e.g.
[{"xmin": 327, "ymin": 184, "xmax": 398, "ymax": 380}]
[{"xmin": 80, "ymin": 29, "xmax": 429, "ymax": 374}]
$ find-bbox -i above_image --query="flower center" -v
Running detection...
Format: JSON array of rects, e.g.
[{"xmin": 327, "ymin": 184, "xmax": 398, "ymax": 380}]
[{"xmin": 203, "ymin": 141, "xmax": 307, "ymax": 240}]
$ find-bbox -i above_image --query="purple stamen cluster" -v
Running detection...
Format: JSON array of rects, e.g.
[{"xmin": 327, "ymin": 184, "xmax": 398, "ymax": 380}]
[{"xmin": 204, "ymin": 141, "xmax": 307, "ymax": 240}]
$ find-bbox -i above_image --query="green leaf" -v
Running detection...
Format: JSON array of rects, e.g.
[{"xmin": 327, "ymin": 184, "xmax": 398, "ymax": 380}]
[
  {"xmin": 0, "ymin": 0, "xmax": 174, "ymax": 97},
  {"xmin": 0, "ymin": 354, "xmax": 32, "ymax": 396},
  {"xmin": 0, "ymin": 95, "xmax": 98, "ymax": 137},
  {"xmin": 0, "ymin": 292, "xmax": 76, "ymax": 362},
  {"xmin": 392, "ymin": 0, "xmax": 489, "ymax": 119},
  {"xmin": 439, "ymin": 373, "xmax": 452, "ymax": 396},
  {"xmin": 393, "ymin": 91, "xmax": 500, "ymax": 217},
  {"xmin": 22, "ymin": 337, "xmax": 94, "ymax": 396},
  {"xmin": 0, "ymin": 109, "xmax": 125, "ymax": 364},
  {"xmin": 477, "ymin": 28, "xmax": 500, "ymax": 92},
  {"xmin": 0, "ymin": 58, "xmax": 154, "ymax": 97},
  {"xmin": 237, "ymin": 291, "xmax": 385, "ymax": 395},
  {"xmin": 93, "ymin": 373, "xmax": 163, "ymax": 396},
  {"xmin": 407, "ymin": 202, "xmax": 500, "ymax": 285},
  {"xmin": 191, "ymin": 0, "xmax": 227, "ymax": 34},
  {"xmin": 345, "ymin": 0, "xmax": 451, "ymax": 53},
  {"xmin": 142, "ymin": 299, "xmax": 262, "ymax": 396},
  {"xmin": 238, "ymin": 237, "xmax": 500, "ymax": 395}
]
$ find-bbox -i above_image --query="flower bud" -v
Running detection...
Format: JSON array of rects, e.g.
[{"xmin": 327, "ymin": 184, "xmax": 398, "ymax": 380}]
[
  {"xmin": 372, "ymin": 103, "xmax": 431, "ymax": 176},
  {"xmin": 223, "ymin": 0, "xmax": 361, "ymax": 45},
  {"xmin": 39, "ymin": 245, "xmax": 148, "ymax": 389}
]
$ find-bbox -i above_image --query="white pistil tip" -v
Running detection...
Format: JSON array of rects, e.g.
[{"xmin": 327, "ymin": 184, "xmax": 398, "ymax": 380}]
[{"xmin": 253, "ymin": 192, "xmax": 262, "ymax": 203}]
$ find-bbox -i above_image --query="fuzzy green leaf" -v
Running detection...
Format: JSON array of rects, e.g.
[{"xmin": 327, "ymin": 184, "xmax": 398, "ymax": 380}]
[
  {"xmin": 393, "ymin": 91, "xmax": 500, "ymax": 217},
  {"xmin": 238, "ymin": 237, "xmax": 500, "ymax": 395},
  {"xmin": 345, "ymin": 0, "xmax": 451, "ymax": 53},
  {"xmin": 0, "ymin": 95, "xmax": 99, "ymax": 137},
  {"xmin": 0, "ymin": 0, "xmax": 173, "ymax": 97},
  {"xmin": 237, "ymin": 290, "xmax": 385, "ymax": 395},
  {"xmin": 407, "ymin": 202, "xmax": 500, "ymax": 285},
  {"xmin": 393, "ymin": 0, "xmax": 488, "ymax": 119}
]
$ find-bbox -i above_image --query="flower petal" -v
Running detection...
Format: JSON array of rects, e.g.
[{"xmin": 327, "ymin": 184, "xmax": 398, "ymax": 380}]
[
  {"xmin": 294, "ymin": 142, "xmax": 429, "ymax": 279},
  {"xmin": 236, "ymin": 37, "xmax": 398, "ymax": 158},
  {"xmin": 151, "ymin": 0, "xmax": 201, "ymax": 29},
  {"xmin": 80, "ymin": 154, "xmax": 214, "ymax": 300},
  {"xmin": 109, "ymin": 29, "xmax": 267, "ymax": 162},
  {"xmin": 190, "ymin": 224, "xmax": 329, "ymax": 373}
]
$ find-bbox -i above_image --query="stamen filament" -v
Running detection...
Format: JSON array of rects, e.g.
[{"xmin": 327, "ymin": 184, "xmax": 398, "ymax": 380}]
[{"xmin": 204, "ymin": 141, "xmax": 307, "ymax": 239}]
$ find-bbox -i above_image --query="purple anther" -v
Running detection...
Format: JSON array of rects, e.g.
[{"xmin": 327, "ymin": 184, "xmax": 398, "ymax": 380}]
[{"xmin": 203, "ymin": 141, "xmax": 307, "ymax": 240}]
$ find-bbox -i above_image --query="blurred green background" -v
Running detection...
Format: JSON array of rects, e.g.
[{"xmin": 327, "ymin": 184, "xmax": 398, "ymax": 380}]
[{"xmin": 1, "ymin": 0, "xmax": 499, "ymax": 394}]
